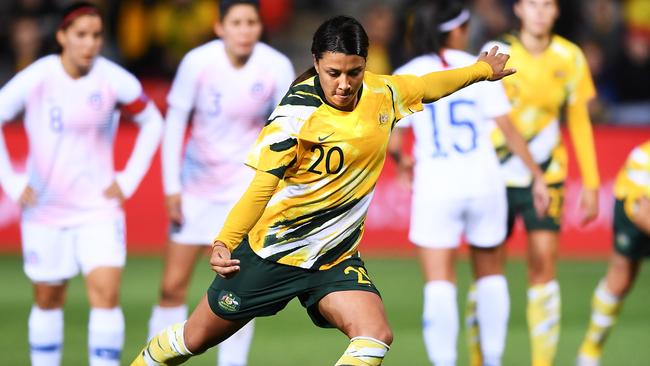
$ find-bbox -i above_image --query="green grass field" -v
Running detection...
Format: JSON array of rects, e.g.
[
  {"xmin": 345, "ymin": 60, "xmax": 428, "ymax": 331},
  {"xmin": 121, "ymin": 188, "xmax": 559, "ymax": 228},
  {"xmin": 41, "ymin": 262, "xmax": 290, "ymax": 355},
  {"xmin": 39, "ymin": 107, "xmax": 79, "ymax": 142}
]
[{"xmin": 1, "ymin": 255, "xmax": 648, "ymax": 365}]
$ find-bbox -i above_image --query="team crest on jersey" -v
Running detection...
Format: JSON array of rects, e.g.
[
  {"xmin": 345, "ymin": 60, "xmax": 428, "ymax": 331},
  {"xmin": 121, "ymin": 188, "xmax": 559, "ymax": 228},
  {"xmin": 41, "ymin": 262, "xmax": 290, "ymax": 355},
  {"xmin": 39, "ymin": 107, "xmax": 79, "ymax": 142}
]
[
  {"xmin": 379, "ymin": 113, "xmax": 389, "ymax": 125},
  {"xmin": 218, "ymin": 290, "xmax": 241, "ymax": 312},
  {"xmin": 88, "ymin": 92, "xmax": 102, "ymax": 110},
  {"xmin": 251, "ymin": 82, "xmax": 265, "ymax": 97}
]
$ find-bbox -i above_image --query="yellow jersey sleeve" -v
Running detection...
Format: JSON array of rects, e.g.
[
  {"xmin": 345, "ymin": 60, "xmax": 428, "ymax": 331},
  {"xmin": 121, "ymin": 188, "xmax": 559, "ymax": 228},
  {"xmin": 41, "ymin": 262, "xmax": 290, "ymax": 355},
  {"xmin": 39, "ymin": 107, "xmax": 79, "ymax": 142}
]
[
  {"xmin": 246, "ymin": 116, "xmax": 298, "ymax": 178},
  {"xmin": 382, "ymin": 74, "xmax": 425, "ymax": 121},
  {"xmin": 568, "ymin": 49, "xmax": 596, "ymax": 105},
  {"xmin": 566, "ymin": 47, "xmax": 599, "ymax": 189},
  {"xmin": 213, "ymin": 170, "xmax": 280, "ymax": 252}
]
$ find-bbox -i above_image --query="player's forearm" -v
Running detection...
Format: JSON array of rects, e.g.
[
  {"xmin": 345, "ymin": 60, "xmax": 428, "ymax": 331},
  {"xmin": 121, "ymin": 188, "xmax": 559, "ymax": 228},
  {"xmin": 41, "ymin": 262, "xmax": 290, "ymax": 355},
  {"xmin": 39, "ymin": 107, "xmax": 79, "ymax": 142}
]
[
  {"xmin": 420, "ymin": 61, "xmax": 493, "ymax": 104},
  {"xmin": 214, "ymin": 170, "xmax": 280, "ymax": 251},
  {"xmin": 116, "ymin": 103, "xmax": 163, "ymax": 198},
  {"xmin": 495, "ymin": 115, "xmax": 544, "ymax": 178},
  {"xmin": 567, "ymin": 102, "xmax": 600, "ymax": 189},
  {"xmin": 161, "ymin": 106, "xmax": 190, "ymax": 195}
]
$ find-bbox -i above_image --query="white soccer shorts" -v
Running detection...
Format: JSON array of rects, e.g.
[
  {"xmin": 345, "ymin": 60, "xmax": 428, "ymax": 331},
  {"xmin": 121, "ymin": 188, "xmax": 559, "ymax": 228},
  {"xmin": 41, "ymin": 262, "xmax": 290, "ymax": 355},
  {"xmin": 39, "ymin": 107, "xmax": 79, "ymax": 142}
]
[
  {"xmin": 409, "ymin": 190, "xmax": 507, "ymax": 249},
  {"xmin": 21, "ymin": 216, "xmax": 126, "ymax": 283},
  {"xmin": 169, "ymin": 193, "xmax": 235, "ymax": 245}
]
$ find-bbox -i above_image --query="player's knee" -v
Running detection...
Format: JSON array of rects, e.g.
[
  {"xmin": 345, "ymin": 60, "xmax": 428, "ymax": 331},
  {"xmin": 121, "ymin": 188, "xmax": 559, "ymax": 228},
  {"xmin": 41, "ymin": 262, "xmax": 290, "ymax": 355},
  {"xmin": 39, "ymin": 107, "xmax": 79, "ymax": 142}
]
[
  {"xmin": 363, "ymin": 326, "xmax": 393, "ymax": 346},
  {"xmin": 160, "ymin": 285, "xmax": 187, "ymax": 305}
]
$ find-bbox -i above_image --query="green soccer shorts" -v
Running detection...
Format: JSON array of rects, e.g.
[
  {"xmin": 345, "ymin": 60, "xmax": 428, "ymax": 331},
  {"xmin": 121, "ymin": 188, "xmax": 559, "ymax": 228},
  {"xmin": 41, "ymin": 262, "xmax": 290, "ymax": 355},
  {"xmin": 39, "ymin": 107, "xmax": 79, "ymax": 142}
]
[
  {"xmin": 613, "ymin": 199, "xmax": 650, "ymax": 260},
  {"xmin": 207, "ymin": 238, "xmax": 381, "ymax": 328},
  {"xmin": 506, "ymin": 181, "xmax": 565, "ymax": 237}
]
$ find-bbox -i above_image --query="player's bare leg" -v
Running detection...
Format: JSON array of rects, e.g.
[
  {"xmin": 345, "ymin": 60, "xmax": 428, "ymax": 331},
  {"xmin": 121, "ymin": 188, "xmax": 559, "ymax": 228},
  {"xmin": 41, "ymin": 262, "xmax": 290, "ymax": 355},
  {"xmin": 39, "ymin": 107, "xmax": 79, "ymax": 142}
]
[
  {"xmin": 133, "ymin": 295, "xmax": 250, "ymax": 365},
  {"xmin": 85, "ymin": 266, "xmax": 123, "ymax": 366},
  {"xmin": 148, "ymin": 242, "xmax": 203, "ymax": 339},
  {"xmin": 319, "ymin": 290, "xmax": 392, "ymax": 365}
]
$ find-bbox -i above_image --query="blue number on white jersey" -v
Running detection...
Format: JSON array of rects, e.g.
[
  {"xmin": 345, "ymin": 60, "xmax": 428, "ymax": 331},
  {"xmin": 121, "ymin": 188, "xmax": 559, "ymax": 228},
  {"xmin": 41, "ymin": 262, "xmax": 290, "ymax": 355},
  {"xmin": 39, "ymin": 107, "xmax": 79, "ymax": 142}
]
[{"xmin": 427, "ymin": 99, "xmax": 478, "ymax": 157}]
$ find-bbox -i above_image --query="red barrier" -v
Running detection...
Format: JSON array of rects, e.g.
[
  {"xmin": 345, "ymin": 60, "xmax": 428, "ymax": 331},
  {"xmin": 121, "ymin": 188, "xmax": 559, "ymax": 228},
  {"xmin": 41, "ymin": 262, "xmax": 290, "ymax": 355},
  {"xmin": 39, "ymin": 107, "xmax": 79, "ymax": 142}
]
[{"xmin": 1, "ymin": 116, "xmax": 649, "ymax": 256}]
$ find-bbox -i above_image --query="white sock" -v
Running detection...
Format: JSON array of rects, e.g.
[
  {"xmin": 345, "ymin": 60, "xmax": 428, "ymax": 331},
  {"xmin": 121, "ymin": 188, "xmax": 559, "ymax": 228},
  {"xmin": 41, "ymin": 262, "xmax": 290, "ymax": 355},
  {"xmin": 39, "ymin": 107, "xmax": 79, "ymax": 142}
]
[
  {"xmin": 88, "ymin": 307, "xmax": 124, "ymax": 366},
  {"xmin": 148, "ymin": 304, "xmax": 188, "ymax": 341},
  {"xmin": 423, "ymin": 281, "xmax": 457, "ymax": 366},
  {"xmin": 29, "ymin": 306, "xmax": 63, "ymax": 366},
  {"xmin": 476, "ymin": 275, "xmax": 509, "ymax": 366},
  {"xmin": 218, "ymin": 320, "xmax": 255, "ymax": 366}
]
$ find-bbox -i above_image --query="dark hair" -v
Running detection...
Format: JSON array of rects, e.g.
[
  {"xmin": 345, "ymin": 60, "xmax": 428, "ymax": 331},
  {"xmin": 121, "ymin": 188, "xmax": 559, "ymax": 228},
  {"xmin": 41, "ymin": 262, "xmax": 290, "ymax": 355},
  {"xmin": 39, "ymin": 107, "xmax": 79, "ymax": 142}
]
[
  {"xmin": 293, "ymin": 15, "xmax": 369, "ymax": 85},
  {"xmin": 59, "ymin": 1, "xmax": 102, "ymax": 30},
  {"xmin": 219, "ymin": 0, "xmax": 260, "ymax": 21},
  {"xmin": 410, "ymin": 0, "xmax": 467, "ymax": 57}
]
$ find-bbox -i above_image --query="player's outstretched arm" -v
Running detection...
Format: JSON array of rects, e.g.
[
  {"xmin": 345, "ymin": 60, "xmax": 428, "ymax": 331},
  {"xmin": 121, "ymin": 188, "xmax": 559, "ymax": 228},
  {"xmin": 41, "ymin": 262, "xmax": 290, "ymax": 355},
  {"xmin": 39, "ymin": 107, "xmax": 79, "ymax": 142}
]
[{"xmin": 420, "ymin": 46, "xmax": 515, "ymax": 104}]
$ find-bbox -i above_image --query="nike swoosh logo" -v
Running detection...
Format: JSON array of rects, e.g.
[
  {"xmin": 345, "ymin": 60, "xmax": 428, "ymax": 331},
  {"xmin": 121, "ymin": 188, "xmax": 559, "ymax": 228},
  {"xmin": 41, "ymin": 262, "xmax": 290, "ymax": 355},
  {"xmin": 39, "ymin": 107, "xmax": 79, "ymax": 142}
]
[{"xmin": 318, "ymin": 132, "xmax": 335, "ymax": 142}]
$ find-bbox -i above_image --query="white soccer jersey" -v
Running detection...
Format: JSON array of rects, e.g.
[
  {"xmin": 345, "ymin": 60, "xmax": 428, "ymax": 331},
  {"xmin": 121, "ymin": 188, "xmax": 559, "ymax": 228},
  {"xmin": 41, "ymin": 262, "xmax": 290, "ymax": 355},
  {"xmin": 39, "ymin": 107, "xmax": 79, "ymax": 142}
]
[
  {"xmin": 394, "ymin": 49, "xmax": 511, "ymax": 198},
  {"xmin": 0, "ymin": 55, "xmax": 160, "ymax": 227},
  {"xmin": 163, "ymin": 40, "xmax": 294, "ymax": 201}
]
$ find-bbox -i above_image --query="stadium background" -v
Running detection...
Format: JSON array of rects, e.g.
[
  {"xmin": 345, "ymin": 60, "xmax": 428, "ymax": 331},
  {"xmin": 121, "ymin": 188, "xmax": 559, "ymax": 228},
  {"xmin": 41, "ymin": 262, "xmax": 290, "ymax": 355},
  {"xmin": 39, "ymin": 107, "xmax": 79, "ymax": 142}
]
[{"xmin": 0, "ymin": 0, "xmax": 649, "ymax": 365}]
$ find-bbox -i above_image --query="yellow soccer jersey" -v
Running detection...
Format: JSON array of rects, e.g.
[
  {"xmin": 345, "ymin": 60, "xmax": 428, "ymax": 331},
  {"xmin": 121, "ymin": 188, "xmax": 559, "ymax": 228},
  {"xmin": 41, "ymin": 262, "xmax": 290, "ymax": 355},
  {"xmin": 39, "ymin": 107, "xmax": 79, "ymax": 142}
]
[
  {"xmin": 487, "ymin": 34, "xmax": 597, "ymax": 187},
  {"xmin": 245, "ymin": 72, "xmax": 424, "ymax": 270},
  {"xmin": 614, "ymin": 141, "xmax": 650, "ymax": 217}
]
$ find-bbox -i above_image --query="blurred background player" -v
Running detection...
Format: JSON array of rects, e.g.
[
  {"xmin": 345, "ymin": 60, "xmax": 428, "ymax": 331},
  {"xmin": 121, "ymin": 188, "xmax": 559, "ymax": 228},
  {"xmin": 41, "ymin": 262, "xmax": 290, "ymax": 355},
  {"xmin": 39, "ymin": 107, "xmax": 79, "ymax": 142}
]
[
  {"xmin": 131, "ymin": 15, "xmax": 516, "ymax": 366},
  {"xmin": 0, "ymin": 2, "xmax": 163, "ymax": 365},
  {"xmin": 390, "ymin": 2, "xmax": 549, "ymax": 366},
  {"xmin": 147, "ymin": 1, "xmax": 294, "ymax": 365},
  {"xmin": 466, "ymin": 1, "xmax": 601, "ymax": 366},
  {"xmin": 576, "ymin": 140, "xmax": 650, "ymax": 366}
]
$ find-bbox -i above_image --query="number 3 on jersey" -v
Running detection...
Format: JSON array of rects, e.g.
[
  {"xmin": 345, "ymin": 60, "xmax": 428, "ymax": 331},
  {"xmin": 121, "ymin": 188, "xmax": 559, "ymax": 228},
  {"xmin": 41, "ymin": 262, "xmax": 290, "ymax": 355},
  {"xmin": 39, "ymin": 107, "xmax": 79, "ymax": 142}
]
[{"xmin": 427, "ymin": 100, "xmax": 478, "ymax": 157}]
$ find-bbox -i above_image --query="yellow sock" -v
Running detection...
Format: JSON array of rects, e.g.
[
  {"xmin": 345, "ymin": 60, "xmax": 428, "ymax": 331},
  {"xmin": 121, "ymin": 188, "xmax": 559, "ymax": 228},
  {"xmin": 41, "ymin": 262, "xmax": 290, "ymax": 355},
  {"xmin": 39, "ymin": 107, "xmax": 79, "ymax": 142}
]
[
  {"xmin": 465, "ymin": 284, "xmax": 483, "ymax": 366},
  {"xmin": 130, "ymin": 322, "xmax": 193, "ymax": 366},
  {"xmin": 527, "ymin": 281, "xmax": 560, "ymax": 366},
  {"xmin": 335, "ymin": 336, "xmax": 389, "ymax": 366},
  {"xmin": 578, "ymin": 280, "xmax": 622, "ymax": 361}
]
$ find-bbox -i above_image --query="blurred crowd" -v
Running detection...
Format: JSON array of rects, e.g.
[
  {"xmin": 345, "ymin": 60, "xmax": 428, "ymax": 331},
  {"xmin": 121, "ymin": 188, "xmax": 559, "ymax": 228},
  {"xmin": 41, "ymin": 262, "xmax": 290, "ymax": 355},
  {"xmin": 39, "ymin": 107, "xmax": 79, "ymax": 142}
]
[{"xmin": 1, "ymin": 0, "xmax": 649, "ymax": 124}]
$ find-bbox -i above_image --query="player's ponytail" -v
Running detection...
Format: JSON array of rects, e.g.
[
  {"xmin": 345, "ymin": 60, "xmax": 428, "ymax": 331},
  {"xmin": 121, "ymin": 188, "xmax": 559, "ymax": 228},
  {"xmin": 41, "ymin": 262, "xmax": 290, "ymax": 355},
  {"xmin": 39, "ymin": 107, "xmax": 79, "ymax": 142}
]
[
  {"xmin": 292, "ymin": 15, "xmax": 369, "ymax": 86},
  {"xmin": 409, "ymin": 0, "xmax": 469, "ymax": 57}
]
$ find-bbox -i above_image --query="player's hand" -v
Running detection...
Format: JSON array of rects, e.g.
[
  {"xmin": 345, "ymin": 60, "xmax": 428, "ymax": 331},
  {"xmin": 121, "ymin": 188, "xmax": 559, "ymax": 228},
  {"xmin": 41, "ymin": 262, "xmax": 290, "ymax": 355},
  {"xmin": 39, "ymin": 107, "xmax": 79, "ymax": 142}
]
[
  {"xmin": 579, "ymin": 188, "xmax": 599, "ymax": 226},
  {"xmin": 478, "ymin": 46, "xmax": 516, "ymax": 81},
  {"xmin": 532, "ymin": 176, "xmax": 550, "ymax": 218},
  {"xmin": 165, "ymin": 194, "xmax": 183, "ymax": 225},
  {"xmin": 396, "ymin": 155, "xmax": 414, "ymax": 191},
  {"xmin": 630, "ymin": 197, "xmax": 650, "ymax": 235},
  {"xmin": 18, "ymin": 185, "xmax": 37, "ymax": 207},
  {"xmin": 210, "ymin": 241, "xmax": 240, "ymax": 279},
  {"xmin": 104, "ymin": 180, "xmax": 125, "ymax": 206}
]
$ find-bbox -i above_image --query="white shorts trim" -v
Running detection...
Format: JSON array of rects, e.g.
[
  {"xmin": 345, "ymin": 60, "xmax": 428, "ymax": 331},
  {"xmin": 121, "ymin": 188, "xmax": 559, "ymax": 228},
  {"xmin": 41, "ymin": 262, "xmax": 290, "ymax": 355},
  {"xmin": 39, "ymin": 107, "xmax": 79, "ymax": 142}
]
[
  {"xmin": 21, "ymin": 216, "xmax": 126, "ymax": 283},
  {"xmin": 409, "ymin": 191, "xmax": 507, "ymax": 249},
  {"xmin": 169, "ymin": 193, "xmax": 236, "ymax": 245}
]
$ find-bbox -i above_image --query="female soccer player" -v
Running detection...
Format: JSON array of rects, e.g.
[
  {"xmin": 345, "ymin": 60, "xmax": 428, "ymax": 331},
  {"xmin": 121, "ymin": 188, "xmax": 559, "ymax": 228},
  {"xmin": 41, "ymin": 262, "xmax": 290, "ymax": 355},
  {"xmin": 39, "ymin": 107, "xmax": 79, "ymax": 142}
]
[
  {"xmin": 147, "ymin": 1, "xmax": 294, "ymax": 365},
  {"xmin": 576, "ymin": 140, "xmax": 650, "ymax": 366},
  {"xmin": 0, "ymin": 2, "xmax": 163, "ymax": 366},
  {"xmin": 131, "ymin": 15, "xmax": 514, "ymax": 366},
  {"xmin": 390, "ymin": 2, "xmax": 549, "ymax": 366},
  {"xmin": 466, "ymin": 1, "xmax": 601, "ymax": 365}
]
